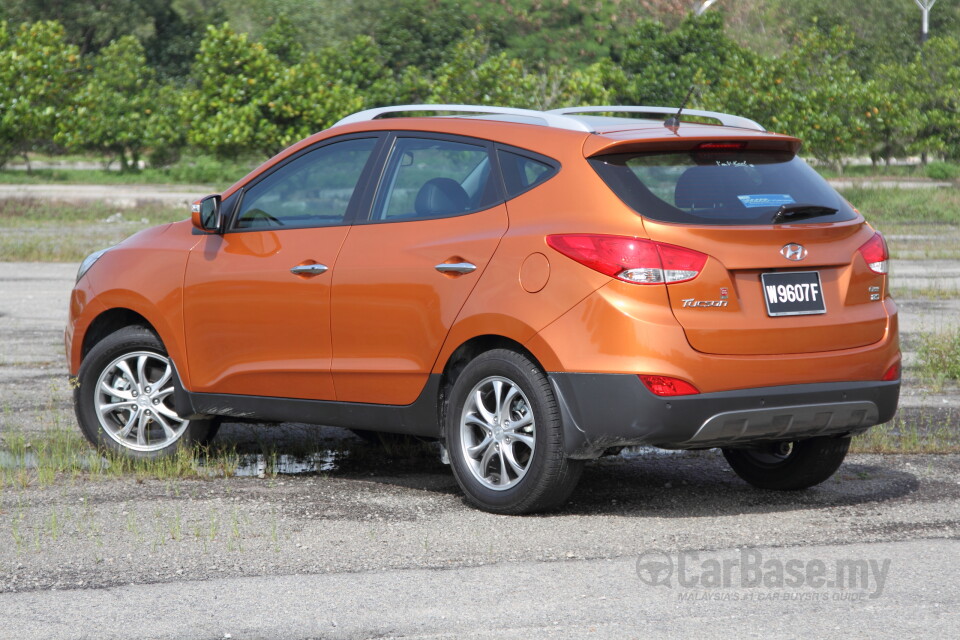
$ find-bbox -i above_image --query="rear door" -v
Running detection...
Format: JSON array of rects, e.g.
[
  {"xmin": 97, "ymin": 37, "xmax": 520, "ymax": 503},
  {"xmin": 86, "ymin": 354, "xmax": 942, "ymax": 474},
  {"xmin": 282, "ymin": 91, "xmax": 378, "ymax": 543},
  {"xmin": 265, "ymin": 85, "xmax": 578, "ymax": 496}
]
[
  {"xmin": 589, "ymin": 144, "xmax": 891, "ymax": 356},
  {"xmin": 330, "ymin": 134, "xmax": 508, "ymax": 404}
]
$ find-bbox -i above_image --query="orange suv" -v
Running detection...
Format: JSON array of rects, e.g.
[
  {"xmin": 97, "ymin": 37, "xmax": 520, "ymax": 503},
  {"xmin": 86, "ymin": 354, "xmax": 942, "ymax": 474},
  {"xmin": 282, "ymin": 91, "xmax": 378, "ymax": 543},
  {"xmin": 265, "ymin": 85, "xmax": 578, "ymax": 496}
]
[{"xmin": 66, "ymin": 105, "xmax": 900, "ymax": 514}]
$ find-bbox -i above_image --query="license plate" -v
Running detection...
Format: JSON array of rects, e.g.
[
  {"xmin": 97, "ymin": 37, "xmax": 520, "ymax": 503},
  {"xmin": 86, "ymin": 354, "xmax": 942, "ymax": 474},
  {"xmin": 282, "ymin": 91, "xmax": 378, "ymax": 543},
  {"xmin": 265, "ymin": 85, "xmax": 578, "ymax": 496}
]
[{"xmin": 761, "ymin": 271, "xmax": 826, "ymax": 317}]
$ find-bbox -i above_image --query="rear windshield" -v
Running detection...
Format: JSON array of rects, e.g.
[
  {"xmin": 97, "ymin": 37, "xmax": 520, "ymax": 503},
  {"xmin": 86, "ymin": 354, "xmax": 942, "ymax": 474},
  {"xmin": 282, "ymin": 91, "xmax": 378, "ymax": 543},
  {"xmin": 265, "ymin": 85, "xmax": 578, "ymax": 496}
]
[{"xmin": 589, "ymin": 150, "xmax": 858, "ymax": 226}]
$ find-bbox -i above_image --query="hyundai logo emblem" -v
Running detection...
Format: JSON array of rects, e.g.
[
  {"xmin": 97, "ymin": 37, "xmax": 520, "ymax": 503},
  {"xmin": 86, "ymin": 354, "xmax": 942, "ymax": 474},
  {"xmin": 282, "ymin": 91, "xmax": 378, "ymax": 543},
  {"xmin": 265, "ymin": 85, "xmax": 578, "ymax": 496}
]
[{"xmin": 780, "ymin": 243, "xmax": 807, "ymax": 261}]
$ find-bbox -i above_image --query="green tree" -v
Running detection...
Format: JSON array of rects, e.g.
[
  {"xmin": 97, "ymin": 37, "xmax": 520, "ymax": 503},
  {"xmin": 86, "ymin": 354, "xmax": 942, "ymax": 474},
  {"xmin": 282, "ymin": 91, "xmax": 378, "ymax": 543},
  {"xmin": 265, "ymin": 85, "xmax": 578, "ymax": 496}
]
[
  {"xmin": 183, "ymin": 24, "xmax": 362, "ymax": 158},
  {"xmin": 457, "ymin": 0, "xmax": 687, "ymax": 68},
  {"xmin": 313, "ymin": 36, "xmax": 401, "ymax": 108},
  {"xmin": 0, "ymin": 20, "xmax": 81, "ymax": 167},
  {"xmin": 1, "ymin": 0, "xmax": 156, "ymax": 55},
  {"xmin": 144, "ymin": 1, "xmax": 225, "ymax": 80},
  {"xmin": 220, "ymin": 0, "xmax": 358, "ymax": 54},
  {"xmin": 144, "ymin": 83, "xmax": 188, "ymax": 167},
  {"xmin": 893, "ymin": 36, "xmax": 960, "ymax": 161},
  {"xmin": 861, "ymin": 64, "xmax": 918, "ymax": 164},
  {"xmin": 535, "ymin": 59, "xmax": 627, "ymax": 110},
  {"xmin": 181, "ymin": 24, "xmax": 284, "ymax": 158},
  {"xmin": 426, "ymin": 34, "xmax": 539, "ymax": 107},
  {"xmin": 709, "ymin": 27, "xmax": 875, "ymax": 168},
  {"xmin": 258, "ymin": 14, "xmax": 303, "ymax": 65},
  {"xmin": 57, "ymin": 36, "xmax": 173, "ymax": 171},
  {"xmin": 735, "ymin": 0, "xmax": 960, "ymax": 73},
  {"xmin": 616, "ymin": 12, "xmax": 755, "ymax": 107},
  {"xmin": 355, "ymin": 0, "xmax": 481, "ymax": 72},
  {"xmin": 261, "ymin": 58, "xmax": 363, "ymax": 148}
]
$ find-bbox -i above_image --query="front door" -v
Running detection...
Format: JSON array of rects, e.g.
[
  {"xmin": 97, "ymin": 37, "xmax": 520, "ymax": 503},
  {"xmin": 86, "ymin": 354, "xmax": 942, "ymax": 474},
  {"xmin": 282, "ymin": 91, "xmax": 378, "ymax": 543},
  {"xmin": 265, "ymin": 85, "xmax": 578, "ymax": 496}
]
[{"xmin": 183, "ymin": 136, "xmax": 379, "ymax": 400}]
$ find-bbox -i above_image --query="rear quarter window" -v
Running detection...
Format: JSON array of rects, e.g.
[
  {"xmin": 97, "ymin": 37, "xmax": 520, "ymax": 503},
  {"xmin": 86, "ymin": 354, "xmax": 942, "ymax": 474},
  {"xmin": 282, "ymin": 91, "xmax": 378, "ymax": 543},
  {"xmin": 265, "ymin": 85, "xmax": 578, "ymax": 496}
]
[
  {"xmin": 589, "ymin": 150, "xmax": 858, "ymax": 226},
  {"xmin": 497, "ymin": 149, "xmax": 558, "ymax": 199}
]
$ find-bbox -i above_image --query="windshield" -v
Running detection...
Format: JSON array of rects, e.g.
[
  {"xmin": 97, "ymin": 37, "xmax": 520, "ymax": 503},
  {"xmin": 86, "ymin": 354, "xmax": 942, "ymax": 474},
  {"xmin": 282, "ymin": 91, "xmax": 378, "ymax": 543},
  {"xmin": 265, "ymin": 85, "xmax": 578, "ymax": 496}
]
[{"xmin": 589, "ymin": 150, "xmax": 858, "ymax": 226}]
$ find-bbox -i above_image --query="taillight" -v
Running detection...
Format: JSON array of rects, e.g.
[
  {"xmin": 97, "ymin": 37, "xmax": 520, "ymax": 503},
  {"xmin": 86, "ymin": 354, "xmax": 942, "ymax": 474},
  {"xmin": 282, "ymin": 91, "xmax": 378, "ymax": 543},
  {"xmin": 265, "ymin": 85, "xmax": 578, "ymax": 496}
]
[
  {"xmin": 546, "ymin": 234, "xmax": 707, "ymax": 284},
  {"xmin": 858, "ymin": 232, "xmax": 889, "ymax": 274},
  {"xmin": 881, "ymin": 362, "xmax": 900, "ymax": 381},
  {"xmin": 639, "ymin": 375, "xmax": 700, "ymax": 396}
]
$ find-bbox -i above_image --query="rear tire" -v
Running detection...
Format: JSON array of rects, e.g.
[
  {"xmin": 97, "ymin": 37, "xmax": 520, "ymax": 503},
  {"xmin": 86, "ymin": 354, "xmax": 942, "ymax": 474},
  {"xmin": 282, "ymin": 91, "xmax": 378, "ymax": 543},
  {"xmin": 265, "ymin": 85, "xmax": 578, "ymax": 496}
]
[
  {"xmin": 444, "ymin": 349, "xmax": 582, "ymax": 514},
  {"xmin": 74, "ymin": 325, "xmax": 218, "ymax": 459},
  {"xmin": 721, "ymin": 436, "xmax": 851, "ymax": 490}
]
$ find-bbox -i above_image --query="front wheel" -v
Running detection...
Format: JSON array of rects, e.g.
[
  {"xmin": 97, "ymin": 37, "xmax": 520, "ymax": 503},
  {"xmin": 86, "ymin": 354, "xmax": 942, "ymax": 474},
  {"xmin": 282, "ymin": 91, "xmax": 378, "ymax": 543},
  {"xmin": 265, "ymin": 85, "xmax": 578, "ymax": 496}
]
[
  {"xmin": 444, "ymin": 349, "xmax": 582, "ymax": 514},
  {"xmin": 721, "ymin": 436, "xmax": 851, "ymax": 491},
  {"xmin": 74, "ymin": 325, "xmax": 218, "ymax": 459}
]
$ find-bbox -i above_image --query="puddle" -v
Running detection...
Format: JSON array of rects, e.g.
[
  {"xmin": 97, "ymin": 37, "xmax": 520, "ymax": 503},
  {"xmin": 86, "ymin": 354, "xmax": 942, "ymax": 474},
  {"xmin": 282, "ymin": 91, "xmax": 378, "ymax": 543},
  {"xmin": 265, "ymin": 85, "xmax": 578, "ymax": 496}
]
[
  {"xmin": 229, "ymin": 450, "xmax": 346, "ymax": 478},
  {"xmin": 0, "ymin": 447, "xmax": 347, "ymax": 478},
  {"xmin": 0, "ymin": 450, "xmax": 37, "ymax": 469},
  {"xmin": 1, "ymin": 445, "xmax": 684, "ymax": 475},
  {"xmin": 618, "ymin": 446, "xmax": 692, "ymax": 459},
  {"xmin": 0, "ymin": 450, "xmax": 107, "ymax": 471}
]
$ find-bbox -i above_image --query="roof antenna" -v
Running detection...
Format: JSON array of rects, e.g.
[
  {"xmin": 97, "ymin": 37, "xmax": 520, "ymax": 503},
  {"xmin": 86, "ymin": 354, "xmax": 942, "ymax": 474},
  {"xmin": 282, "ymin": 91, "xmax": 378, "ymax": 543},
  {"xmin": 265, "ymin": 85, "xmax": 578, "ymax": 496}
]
[{"xmin": 664, "ymin": 85, "xmax": 697, "ymax": 129}]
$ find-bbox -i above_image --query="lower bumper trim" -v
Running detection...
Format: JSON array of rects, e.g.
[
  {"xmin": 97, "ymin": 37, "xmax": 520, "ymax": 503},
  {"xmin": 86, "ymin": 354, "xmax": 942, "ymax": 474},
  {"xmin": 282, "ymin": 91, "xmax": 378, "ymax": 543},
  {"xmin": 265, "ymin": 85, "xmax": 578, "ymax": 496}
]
[
  {"xmin": 549, "ymin": 373, "xmax": 899, "ymax": 458},
  {"xmin": 684, "ymin": 401, "xmax": 878, "ymax": 448}
]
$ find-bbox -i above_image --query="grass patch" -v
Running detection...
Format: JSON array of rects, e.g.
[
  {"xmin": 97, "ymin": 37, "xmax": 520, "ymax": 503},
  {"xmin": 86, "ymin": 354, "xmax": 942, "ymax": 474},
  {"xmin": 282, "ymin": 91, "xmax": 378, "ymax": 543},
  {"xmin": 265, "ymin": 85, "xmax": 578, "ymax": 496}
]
[
  {"xmin": 0, "ymin": 167, "xmax": 197, "ymax": 185},
  {"xmin": 852, "ymin": 411, "xmax": 960, "ymax": 454},
  {"xmin": 0, "ymin": 420, "xmax": 444, "ymax": 489},
  {"xmin": 837, "ymin": 187, "xmax": 960, "ymax": 259},
  {"xmin": 816, "ymin": 163, "xmax": 929, "ymax": 180},
  {"xmin": 891, "ymin": 281, "xmax": 960, "ymax": 301},
  {"xmin": 838, "ymin": 186, "xmax": 960, "ymax": 225},
  {"xmin": 914, "ymin": 328, "xmax": 960, "ymax": 392},
  {"xmin": 925, "ymin": 162, "xmax": 960, "ymax": 181},
  {"xmin": 0, "ymin": 198, "xmax": 185, "ymax": 224},
  {"xmin": 0, "ymin": 424, "xmax": 242, "ymax": 489},
  {"xmin": 0, "ymin": 199, "xmax": 185, "ymax": 261},
  {"xmin": 876, "ymin": 221, "xmax": 960, "ymax": 260},
  {"xmin": 0, "ymin": 154, "xmax": 259, "ymax": 190}
]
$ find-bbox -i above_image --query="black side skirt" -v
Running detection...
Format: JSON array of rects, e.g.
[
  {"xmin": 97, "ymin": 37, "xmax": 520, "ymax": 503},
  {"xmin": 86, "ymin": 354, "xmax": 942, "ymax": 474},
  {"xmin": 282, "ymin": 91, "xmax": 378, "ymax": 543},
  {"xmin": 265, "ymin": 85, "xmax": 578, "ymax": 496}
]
[{"xmin": 174, "ymin": 375, "xmax": 443, "ymax": 438}]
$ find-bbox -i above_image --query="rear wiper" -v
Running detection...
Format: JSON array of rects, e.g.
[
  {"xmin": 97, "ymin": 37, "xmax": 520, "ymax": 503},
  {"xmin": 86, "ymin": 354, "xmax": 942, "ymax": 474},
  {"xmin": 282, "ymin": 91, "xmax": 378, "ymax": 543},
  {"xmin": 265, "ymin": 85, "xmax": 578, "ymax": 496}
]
[{"xmin": 771, "ymin": 204, "xmax": 838, "ymax": 224}]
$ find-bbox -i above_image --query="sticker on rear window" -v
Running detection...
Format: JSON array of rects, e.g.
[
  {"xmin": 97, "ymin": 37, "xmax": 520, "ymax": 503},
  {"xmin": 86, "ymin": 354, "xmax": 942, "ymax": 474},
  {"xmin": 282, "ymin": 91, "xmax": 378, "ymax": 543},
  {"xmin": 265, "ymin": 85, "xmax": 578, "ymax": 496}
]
[{"xmin": 737, "ymin": 194, "xmax": 796, "ymax": 208}]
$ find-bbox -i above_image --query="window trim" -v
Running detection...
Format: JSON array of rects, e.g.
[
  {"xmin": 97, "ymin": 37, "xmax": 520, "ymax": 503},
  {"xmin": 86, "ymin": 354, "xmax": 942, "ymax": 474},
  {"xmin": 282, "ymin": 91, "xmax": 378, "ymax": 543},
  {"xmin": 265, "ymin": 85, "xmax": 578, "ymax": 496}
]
[
  {"xmin": 353, "ymin": 132, "xmax": 506, "ymax": 226},
  {"xmin": 589, "ymin": 151, "xmax": 858, "ymax": 227},
  {"xmin": 224, "ymin": 133, "xmax": 386, "ymax": 233},
  {"xmin": 494, "ymin": 144, "xmax": 561, "ymax": 200}
]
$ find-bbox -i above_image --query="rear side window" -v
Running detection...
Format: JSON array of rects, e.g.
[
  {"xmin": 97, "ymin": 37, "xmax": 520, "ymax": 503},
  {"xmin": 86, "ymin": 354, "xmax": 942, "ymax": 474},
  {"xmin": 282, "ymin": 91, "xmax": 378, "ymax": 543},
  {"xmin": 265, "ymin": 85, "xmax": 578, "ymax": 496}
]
[
  {"xmin": 371, "ymin": 137, "xmax": 499, "ymax": 221},
  {"xmin": 498, "ymin": 150, "xmax": 558, "ymax": 198},
  {"xmin": 589, "ymin": 150, "xmax": 857, "ymax": 226}
]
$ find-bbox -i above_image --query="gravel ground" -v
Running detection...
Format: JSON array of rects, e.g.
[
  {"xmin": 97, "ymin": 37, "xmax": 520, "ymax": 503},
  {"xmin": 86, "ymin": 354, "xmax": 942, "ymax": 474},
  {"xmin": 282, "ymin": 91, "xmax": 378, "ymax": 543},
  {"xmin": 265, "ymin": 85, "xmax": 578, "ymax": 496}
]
[{"xmin": 1, "ymin": 244, "xmax": 959, "ymax": 637}]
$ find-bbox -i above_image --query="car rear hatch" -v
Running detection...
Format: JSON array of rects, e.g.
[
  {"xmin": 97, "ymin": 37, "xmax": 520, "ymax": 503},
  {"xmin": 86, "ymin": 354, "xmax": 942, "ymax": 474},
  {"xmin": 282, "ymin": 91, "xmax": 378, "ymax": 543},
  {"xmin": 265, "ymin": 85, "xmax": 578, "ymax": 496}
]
[{"xmin": 587, "ymin": 135, "xmax": 891, "ymax": 356}]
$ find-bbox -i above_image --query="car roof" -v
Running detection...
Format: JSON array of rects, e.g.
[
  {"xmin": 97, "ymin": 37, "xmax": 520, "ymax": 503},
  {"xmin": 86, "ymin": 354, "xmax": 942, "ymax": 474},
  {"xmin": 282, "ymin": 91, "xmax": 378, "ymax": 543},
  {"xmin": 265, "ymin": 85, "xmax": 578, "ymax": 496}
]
[
  {"xmin": 330, "ymin": 105, "xmax": 800, "ymax": 155},
  {"xmin": 222, "ymin": 105, "xmax": 800, "ymax": 199},
  {"xmin": 334, "ymin": 104, "xmax": 768, "ymax": 133}
]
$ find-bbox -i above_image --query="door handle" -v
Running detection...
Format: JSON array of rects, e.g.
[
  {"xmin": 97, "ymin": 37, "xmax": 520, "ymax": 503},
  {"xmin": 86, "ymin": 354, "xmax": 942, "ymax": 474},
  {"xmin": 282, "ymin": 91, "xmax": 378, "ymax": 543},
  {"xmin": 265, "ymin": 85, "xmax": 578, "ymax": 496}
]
[
  {"xmin": 290, "ymin": 264, "xmax": 329, "ymax": 276},
  {"xmin": 435, "ymin": 262, "xmax": 477, "ymax": 275}
]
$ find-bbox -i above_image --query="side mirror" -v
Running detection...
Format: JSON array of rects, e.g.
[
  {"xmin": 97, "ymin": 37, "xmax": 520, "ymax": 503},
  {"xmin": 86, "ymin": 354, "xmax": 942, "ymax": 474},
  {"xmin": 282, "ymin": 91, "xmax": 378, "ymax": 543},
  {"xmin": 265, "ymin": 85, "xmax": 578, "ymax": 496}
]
[{"xmin": 191, "ymin": 195, "xmax": 222, "ymax": 233}]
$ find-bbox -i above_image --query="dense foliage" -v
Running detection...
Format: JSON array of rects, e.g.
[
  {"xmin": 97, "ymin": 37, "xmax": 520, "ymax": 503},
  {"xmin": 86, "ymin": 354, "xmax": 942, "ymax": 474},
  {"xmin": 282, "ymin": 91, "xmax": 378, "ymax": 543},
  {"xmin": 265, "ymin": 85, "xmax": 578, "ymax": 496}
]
[{"xmin": 1, "ymin": 0, "xmax": 958, "ymax": 169}]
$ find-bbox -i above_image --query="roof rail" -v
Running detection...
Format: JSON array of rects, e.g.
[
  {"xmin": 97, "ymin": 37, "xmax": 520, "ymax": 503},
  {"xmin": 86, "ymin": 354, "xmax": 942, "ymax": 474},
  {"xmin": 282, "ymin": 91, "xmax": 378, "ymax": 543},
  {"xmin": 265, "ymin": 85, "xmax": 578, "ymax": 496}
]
[
  {"xmin": 333, "ymin": 104, "xmax": 592, "ymax": 132},
  {"xmin": 547, "ymin": 106, "xmax": 766, "ymax": 132}
]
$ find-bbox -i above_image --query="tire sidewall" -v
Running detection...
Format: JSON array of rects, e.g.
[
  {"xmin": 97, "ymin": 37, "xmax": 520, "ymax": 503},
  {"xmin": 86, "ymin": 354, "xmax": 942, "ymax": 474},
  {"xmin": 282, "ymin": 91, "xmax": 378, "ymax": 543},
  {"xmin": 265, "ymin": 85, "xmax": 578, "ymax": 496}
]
[
  {"xmin": 74, "ymin": 326, "xmax": 198, "ymax": 459},
  {"xmin": 722, "ymin": 437, "xmax": 851, "ymax": 491},
  {"xmin": 444, "ymin": 350, "xmax": 560, "ymax": 512}
]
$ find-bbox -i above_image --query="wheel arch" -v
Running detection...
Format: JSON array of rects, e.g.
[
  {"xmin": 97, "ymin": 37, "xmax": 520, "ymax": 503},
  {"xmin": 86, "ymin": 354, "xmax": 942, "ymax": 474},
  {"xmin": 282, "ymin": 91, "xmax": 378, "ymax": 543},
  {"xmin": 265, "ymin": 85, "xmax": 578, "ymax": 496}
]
[
  {"xmin": 77, "ymin": 301, "xmax": 190, "ymax": 387},
  {"xmin": 437, "ymin": 334, "xmax": 549, "ymax": 436},
  {"xmin": 81, "ymin": 308, "xmax": 154, "ymax": 361}
]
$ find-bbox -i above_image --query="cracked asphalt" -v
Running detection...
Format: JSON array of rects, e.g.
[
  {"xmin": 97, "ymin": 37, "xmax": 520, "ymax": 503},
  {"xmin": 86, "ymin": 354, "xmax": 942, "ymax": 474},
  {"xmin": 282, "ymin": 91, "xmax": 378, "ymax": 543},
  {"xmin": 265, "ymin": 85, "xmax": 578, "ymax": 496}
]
[{"xmin": 1, "ymin": 246, "xmax": 959, "ymax": 638}]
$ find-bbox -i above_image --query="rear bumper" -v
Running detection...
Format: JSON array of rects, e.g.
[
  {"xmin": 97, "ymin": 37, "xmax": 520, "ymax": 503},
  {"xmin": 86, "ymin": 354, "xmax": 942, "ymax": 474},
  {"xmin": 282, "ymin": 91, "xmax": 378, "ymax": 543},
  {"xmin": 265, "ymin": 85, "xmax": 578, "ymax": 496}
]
[{"xmin": 549, "ymin": 373, "xmax": 900, "ymax": 459}]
